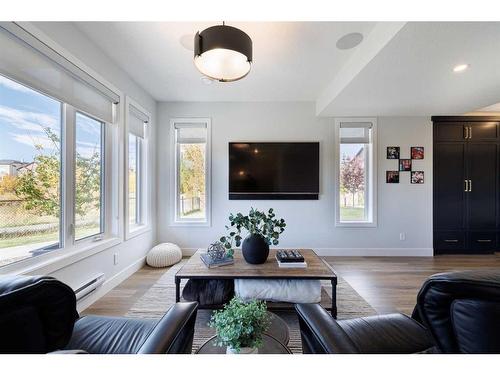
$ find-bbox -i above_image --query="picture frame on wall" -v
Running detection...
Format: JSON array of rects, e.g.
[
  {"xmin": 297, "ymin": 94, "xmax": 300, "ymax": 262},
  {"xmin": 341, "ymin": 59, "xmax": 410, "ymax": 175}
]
[
  {"xmin": 411, "ymin": 171, "xmax": 424, "ymax": 184},
  {"xmin": 386, "ymin": 171, "xmax": 400, "ymax": 183},
  {"xmin": 411, "ymin": 146, "xmax": 424, "ymax": 159},
  {"xmin": 386, "ymin": 146, "xmax": 400, "ymax": 159},
  {"xmin": 399, "ymin": 159, "xmax": 412, "ymax": 171}
]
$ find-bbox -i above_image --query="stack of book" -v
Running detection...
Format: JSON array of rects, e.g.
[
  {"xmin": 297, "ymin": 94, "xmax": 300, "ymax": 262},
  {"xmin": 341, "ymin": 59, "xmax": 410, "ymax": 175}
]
[
  {"xmin": 200, "ymin": 253, "xmax": 234, "ymax": 268},
  {"xmin": 275, "ymin": 250, "xmax": 307, "ymax": 268}
]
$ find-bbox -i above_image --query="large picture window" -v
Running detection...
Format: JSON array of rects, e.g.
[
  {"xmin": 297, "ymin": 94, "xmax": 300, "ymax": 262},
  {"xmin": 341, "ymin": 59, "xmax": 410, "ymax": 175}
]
[
  {"xmin": 171, "ymin": 119, "xmax": 211, "ymax": 225},
  {"xmin": 0, "ymin": 23, "xmax": 120, "ymax": 270},
  {"xmin": 335, "ymin": 118, "xmax": 377, "ymax": 226},
  {"xmin": 0, "ymin": 75, "xmax": 62, "ymax": 266}
]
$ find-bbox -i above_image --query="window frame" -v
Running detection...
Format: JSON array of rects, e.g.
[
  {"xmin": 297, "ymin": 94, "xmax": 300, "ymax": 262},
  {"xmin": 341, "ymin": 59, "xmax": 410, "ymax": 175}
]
[
  {"xmin": 170, "ymin": 117, "xmax": 211, "ymax": 227},
  {"xmin": 0, "ymin": 23, "xmax": 124, "ymax": 274},
  {"xmin": 124, "ymin": 96, "xmax": 151, "ymax": 240},
  {"xmin": 334, "ymin": 117, "xmax": 378, "ymax": 228}
]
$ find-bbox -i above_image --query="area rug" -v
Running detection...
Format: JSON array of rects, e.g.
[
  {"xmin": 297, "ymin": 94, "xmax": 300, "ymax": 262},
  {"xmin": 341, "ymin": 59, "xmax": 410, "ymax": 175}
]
[{"xmin": 125, "ymin": 260, "xmax": 376, "ymax": 354}]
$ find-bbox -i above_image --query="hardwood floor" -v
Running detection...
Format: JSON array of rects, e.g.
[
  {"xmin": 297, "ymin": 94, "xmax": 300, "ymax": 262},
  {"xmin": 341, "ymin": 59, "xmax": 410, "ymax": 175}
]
[
  {"xmin": 328, "ymin": 254, "xmax": 500, "ymax": 315},
  {"xmin": 84, "ymin": 254, "xmax": 500, "ymax": 317}
]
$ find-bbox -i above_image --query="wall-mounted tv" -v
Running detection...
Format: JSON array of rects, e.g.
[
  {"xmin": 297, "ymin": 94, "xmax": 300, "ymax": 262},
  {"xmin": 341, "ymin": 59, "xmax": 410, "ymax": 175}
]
[{"xmin": 229, "ymin": 142, "xmax": 319, "ymax": 200}]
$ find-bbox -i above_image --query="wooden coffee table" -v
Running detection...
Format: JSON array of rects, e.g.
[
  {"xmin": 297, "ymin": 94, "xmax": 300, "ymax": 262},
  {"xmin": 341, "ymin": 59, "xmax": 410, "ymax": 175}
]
[{"xmin": 175, "ymin": 249, "xmax": 337, "ymax": 318}]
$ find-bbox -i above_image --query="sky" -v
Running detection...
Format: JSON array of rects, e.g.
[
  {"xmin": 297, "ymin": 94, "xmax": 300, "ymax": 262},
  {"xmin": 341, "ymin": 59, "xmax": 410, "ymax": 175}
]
[{"xmin": 0, "ymin": 75, "xmax": 101, "ymax": 163}]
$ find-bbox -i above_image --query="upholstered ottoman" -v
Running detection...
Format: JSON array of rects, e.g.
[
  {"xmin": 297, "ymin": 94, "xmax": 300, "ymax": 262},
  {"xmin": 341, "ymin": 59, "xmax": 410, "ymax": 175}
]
[{"xmin": 146, "ymin": 243, "xmax": 182, "ymax": 268}]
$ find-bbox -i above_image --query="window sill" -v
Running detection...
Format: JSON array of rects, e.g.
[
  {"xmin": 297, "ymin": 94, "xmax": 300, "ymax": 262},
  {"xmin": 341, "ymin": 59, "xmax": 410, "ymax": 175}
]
[
  {"xmin": 169, "ymin": 221, "xmax": 211, "ymax": 228},
  {"xmin": 0, "ymin": 237, "xmax": 122, "ymax": 276},
  {"xmin": 125, "ymin": 225, "xmax": 152, "ymax": 240},
  {"xmin": 335, "ymin": 221, "xmax": 377, "ymax": 228}
]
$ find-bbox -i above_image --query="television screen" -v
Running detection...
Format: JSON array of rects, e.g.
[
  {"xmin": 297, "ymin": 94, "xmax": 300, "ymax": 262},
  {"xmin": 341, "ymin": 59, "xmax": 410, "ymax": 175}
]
[{"xmin": 229, "ymin": 142, "xmax": 319, "ymax": 200}]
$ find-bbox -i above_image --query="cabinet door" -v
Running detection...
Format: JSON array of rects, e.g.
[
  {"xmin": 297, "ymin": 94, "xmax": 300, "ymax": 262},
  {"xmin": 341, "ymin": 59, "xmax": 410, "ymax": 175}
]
[
  {"xmin": 467, "ymin": 143, "xmax": 498, "ymax": 229},
  {"xmin": 468, "ymin": 122, "xmax": 498, "ymax": 141},
  {"xmin": 434, "ymin": 143, "xmax": 466, "ymax": 230},
  {"xmin": 434, "ymin": 122, "xmax": 466, "ymax": 141}
]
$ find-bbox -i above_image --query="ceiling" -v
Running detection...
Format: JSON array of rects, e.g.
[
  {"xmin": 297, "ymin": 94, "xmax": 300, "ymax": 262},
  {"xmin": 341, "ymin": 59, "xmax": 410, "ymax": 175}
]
[
  {"xmin": 74, "ymin": 22, "xmax": 376, "ymax": 102},
  {"xmin": 72, "ymin": 21, "xmax": 500, "ymax": 116},
  {"xmin": 319, "ymin": 22, "xmax": 500, "ymax": 116}
]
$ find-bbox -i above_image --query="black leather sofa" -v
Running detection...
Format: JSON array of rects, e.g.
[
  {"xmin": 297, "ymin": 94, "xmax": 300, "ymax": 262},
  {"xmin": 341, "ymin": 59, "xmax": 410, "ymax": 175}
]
[
  {"xmin": 0, "ymin": 275, "xmax": 198, "ymax": 354},
  {"xmin": 295, "ymin": 269, "xmax": 500, "ymax": 354}
]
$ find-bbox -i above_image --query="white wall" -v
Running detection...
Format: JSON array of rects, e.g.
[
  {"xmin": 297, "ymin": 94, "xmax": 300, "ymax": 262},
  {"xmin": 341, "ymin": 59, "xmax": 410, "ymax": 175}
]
[
  {"xmin": 23, "ymin": 22, "xmax": 158, "ymax": 310},
  {"xmin": 157, "ymin": 102, "xmax": 433, "ymax": 256}
]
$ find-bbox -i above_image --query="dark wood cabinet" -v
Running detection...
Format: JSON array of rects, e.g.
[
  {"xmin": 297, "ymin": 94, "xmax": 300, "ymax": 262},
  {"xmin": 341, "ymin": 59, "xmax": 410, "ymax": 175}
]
[{"xmin": 433, "ymin": 116, "xmax": 500, "ymax": 254}]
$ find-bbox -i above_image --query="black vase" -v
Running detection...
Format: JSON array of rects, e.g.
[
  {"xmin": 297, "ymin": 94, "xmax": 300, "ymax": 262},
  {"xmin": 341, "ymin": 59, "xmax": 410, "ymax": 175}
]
[{"xmin": 242, "ymin": 234, "xmax": 270, "ymax": 264}]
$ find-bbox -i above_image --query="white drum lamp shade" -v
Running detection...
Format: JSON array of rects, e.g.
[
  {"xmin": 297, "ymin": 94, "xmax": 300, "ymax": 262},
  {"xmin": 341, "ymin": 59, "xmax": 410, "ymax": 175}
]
[{"xmin": 194, "ymin": 24, "xmax": 252, "ymax": 82}]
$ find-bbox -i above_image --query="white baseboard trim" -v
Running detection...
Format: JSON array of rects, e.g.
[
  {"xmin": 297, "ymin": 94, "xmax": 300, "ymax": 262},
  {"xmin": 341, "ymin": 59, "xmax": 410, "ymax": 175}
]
[
  {"xmin": 76, "ymin": 256, "xmax": 146, "ymax": 313},
  {"xmin": 182, "ymin": 247, "xmax": 433, "ymax": 257},
  {"xmin": 312, "ymin": 248, "xmax": 433, "ymax": 257}
]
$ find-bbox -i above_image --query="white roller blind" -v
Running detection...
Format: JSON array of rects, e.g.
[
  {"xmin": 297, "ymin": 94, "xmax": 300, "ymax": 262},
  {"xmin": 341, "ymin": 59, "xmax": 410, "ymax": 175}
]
[
  {"xmin": 0, "ymin": 23, "xmax": 119, "ymax": 123},
  {"xmin": 129, "ymin": 104, "xmax": 148, "ymax": 139},
  {"xmin": 175, "ymin": 123, "xmax": 207, "ymax": 144},
  {"xmin": 340, "ymin": 122, "xmax": 372, "ymax": 144}
]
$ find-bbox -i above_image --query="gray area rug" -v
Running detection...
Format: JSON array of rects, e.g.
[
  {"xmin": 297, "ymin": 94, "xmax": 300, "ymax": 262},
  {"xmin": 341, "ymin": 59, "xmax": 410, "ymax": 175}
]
[{"xmin": 125, "ymin": 260, "xmax": 376, "ymax": 354}]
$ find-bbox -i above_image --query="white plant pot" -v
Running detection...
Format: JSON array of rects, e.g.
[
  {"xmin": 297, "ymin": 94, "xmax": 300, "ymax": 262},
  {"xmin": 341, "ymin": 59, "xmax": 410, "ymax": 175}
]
[{"xmin": 226, "ymin": 346, "xmax": 258, "ymax": 354}]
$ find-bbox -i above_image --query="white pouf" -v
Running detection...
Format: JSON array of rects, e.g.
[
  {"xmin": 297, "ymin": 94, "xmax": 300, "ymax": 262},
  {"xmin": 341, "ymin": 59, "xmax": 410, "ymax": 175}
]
[{"xmin": 146, "ymin": 243, "xmax": 182, "ymax": 268}]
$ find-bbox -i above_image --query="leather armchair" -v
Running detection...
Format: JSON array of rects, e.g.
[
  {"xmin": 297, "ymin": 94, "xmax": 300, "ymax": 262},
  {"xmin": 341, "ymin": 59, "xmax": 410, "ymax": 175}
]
[
  {"xmin": 296, "ymin": 269, "xmax": 500, "ymax": 354},
  {"xmin": 0, "ymin": 275, "xmax": 198, "ymax": 354}
]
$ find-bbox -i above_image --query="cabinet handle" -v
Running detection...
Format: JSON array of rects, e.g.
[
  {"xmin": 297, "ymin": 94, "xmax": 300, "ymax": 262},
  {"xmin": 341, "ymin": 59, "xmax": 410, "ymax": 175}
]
[
  {"xmin": 444, "ymin": 239, "xmax": 459, "ymax": 243},
  {"xmin": 464, "ymin": 126, "xmax": 468, "ymax": 139},
  {"xmin": 469, "ymin": 126, "xmax": 472, "ymax": 139},
  {"xmin": 464, "ymin": 180, "xmax": 468, "ymax": 192},
  {"xmin": 477, "ymin": 239, "xmax": 492, "ymax": 243},
  {"xmin": 469, "ymin": 179, "xmax": 472, "ymax": 192}
]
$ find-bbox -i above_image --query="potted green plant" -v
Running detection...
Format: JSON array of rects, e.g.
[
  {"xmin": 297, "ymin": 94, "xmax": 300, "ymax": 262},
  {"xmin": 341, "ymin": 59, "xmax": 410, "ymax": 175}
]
[
  {"xmin": 208, "ymin": 297, "xmax": 271, "ymax": 354},
  {"xmin": 220, "ymin": 208, "xmax": 286, "ymax": 264}
]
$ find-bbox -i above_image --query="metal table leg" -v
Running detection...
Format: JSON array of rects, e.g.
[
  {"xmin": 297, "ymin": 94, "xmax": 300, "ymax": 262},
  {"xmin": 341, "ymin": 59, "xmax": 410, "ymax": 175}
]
[
  {"xmin": 175, "ymin": 276, "xmax": 181, "ymax": 302},
  {"xmin": 331, "ymin": 278, "xmax": 337, "ymax": 319}
]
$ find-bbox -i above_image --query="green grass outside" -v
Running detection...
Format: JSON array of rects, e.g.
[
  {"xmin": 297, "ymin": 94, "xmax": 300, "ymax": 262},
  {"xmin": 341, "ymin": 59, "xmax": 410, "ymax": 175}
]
[
  {"xmin": 340, "ymin": 206, "xmax": 365, "ymax": 221},
  {"xmin": 0, "ymin": 231, "xmax": 59, "ymax": 249},
  {"xmin": 0, "ymin": 224, "xmax": 100, "ymax": 249}
]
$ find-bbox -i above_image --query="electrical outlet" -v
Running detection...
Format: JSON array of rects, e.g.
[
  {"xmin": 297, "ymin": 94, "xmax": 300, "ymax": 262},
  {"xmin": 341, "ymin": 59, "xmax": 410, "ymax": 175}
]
[
  {"xmin": 113, "ymin": 253, "xmax": 119, "ymax": 265},
  {"xmin": 399, "ymin": 232, "xmax": 406, "ymax": 241}
]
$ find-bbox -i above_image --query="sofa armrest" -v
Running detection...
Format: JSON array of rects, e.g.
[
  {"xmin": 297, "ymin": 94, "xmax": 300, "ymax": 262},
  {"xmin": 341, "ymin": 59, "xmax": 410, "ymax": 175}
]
[
  {"xmin": 337, "ymin": 313, "xmax": 435, "ymax": 353},
  {"xmin": 296, "ymin": 303, "xmax": 435, "ymax": 354},
  {"xmin": 138, "ymin": 301, "xmax": 198, "ymax": 354},
  {"xmin": 295, "ymin": 303, "xmax": 358, "ymax": 353}
]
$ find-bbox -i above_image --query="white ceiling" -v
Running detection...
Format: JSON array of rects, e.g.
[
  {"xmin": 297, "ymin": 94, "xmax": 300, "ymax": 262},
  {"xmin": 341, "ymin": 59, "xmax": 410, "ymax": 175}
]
[
  {"xmin": 73, "ymin": 21, "xmax": 500, "ymax": 116},
  {"xmin": 319, "ymin": 22, "xmax": 500, "ymax": 116},
  {"xmin": 74, "ymin": 22, "xmax": 376, "ymax": 102}
]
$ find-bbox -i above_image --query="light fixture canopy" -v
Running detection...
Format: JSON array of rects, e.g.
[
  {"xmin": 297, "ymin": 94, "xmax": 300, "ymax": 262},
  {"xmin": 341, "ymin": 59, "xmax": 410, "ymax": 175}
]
[{"xmin": 194, "ymin": 24, "xmax": 252, "ymax": 82}]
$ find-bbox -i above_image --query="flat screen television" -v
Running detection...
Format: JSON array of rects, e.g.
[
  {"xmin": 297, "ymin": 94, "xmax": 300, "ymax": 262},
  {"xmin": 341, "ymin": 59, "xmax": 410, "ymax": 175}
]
[{"xmin": 229, "ymin": 142, "xmax": 319, "ymax": 200}]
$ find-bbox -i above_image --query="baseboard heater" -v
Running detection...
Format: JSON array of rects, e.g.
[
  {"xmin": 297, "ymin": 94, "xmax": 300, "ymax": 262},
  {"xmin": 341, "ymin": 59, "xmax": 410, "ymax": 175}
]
[{"xmin": 74, "ymin": 273, "xmax": 105, "ymax": 302}]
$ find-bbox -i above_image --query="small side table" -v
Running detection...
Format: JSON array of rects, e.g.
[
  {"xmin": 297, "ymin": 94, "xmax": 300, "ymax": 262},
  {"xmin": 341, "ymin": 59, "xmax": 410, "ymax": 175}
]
[{"xmin": 196, "ymin": 334, "xmax": 292, "ymax": 354}]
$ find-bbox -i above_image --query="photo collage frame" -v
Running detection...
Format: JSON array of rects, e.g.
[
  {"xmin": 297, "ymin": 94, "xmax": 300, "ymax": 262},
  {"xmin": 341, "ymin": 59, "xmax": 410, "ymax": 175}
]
[{"xmin": 386, "ymin": 146, "xmax": 424, "ymax": 184}]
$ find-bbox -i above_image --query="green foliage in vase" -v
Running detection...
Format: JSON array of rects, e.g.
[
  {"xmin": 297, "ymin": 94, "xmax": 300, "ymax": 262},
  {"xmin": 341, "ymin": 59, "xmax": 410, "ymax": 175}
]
[
  {"xmin": 208, "ymin": 297, "xmax": 271, "ymax": 352},
  {"xmin": 219, "ymin": 208, "xmax": 286, "ymax": 250}
]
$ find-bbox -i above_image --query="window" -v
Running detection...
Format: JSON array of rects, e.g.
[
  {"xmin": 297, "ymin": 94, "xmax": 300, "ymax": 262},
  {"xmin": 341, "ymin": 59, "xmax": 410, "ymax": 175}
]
[
  {"xmin": 0, "ymin": 75, "xmax": 62, "ymax": 266},
  {"xmin": 126, "ymin": 99, "xmax": 150, "ymax": 236},
  {"xmin": 171, "ymin": 118, "xmax": 211, "ymax": 225},
  {"xmin": 75, "ymin": 112, "xmax": 105, "ymax": 240},
  {"xmin": 0, "ymin": 23, "xmax": 120, "ymax": 270},
  {"xmin": 335, "ymin": 118, "xmax": 377, "ymax": 226},
  {"xmin": 128, "ymin": 134, "xmax": 139, "ymax": 227}
]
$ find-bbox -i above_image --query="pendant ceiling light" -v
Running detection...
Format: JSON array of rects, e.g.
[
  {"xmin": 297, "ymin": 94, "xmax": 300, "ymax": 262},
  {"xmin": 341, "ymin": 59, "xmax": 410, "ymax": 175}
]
[{"xmin": 194, "ymin": 23, "xmax": 252, "ymax": 82}]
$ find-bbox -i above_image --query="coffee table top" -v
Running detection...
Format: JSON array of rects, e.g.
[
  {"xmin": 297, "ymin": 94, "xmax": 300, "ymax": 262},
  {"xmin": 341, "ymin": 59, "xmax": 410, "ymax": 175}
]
[
  {"xmin": 196, "ymin": 334, "xmax": 292, "ymax": 354},
  {"xmin": 176, "ymin": 249, "xmax": 336, "ymax": 280}
]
